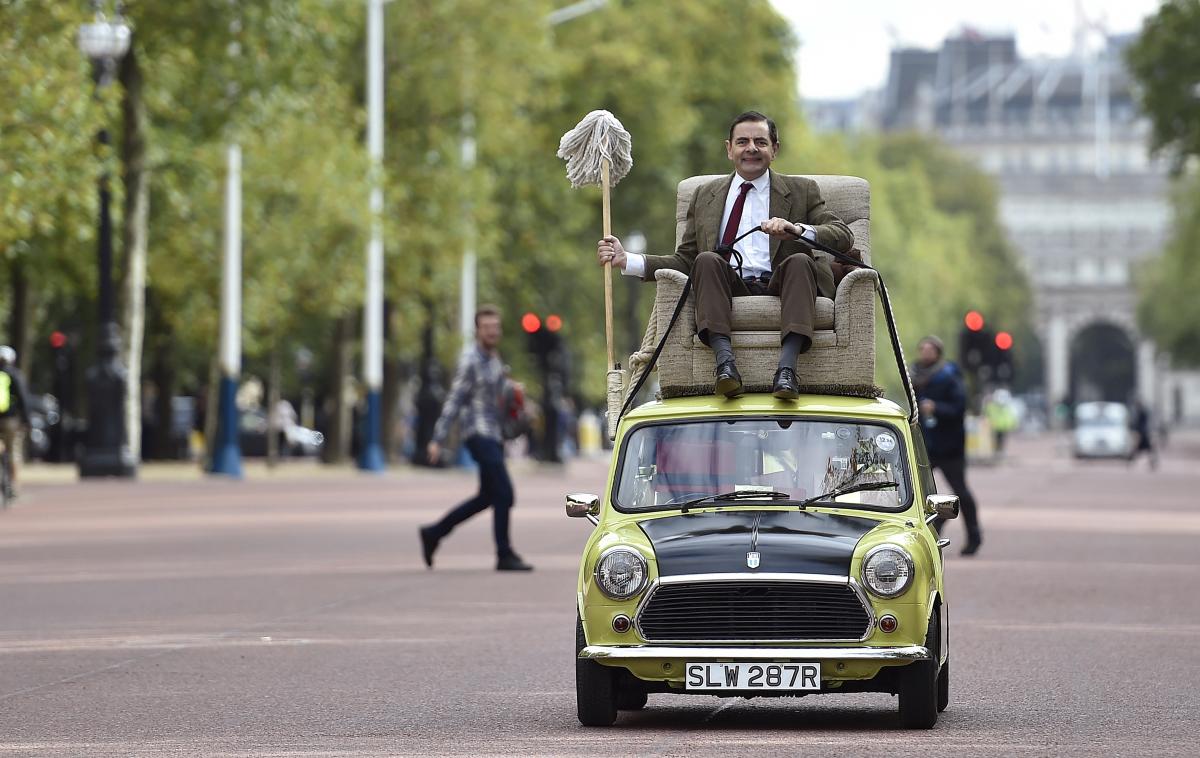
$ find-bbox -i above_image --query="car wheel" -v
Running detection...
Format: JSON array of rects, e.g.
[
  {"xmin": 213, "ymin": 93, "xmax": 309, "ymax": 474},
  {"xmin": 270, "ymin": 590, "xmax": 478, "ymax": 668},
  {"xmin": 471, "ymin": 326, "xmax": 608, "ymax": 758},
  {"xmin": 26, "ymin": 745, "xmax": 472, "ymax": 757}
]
[
  {"xmin": 616, "ymin": 686, "xmax": 648, "ymax": 711},
  {"xmin": 576, "ymin": 616, "xmax": 617, "ymax": 726},
  {"xmin": 898, "ymin": 609, "xmax": 939, "ymax": 729},
  {"xmin": 937, "ymin": 658, "xmax": 949, "ymax": 713}
]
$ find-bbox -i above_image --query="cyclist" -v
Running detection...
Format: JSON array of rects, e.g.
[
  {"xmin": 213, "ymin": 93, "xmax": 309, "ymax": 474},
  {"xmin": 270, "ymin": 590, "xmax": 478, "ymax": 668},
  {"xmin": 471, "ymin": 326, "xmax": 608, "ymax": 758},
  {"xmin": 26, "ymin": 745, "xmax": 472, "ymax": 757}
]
[{"xmin": 0, "ymin": 346, "xmax": 32, "ymax": 500}]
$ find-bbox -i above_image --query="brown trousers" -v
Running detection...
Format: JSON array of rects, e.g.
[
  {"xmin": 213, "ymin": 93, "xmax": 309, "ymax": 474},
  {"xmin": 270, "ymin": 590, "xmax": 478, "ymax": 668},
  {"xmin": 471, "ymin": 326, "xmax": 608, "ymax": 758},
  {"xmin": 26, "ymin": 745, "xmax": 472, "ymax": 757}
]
[{"xmin": 692, "ymin": 250, "xmax": 830, "ymax": 342}]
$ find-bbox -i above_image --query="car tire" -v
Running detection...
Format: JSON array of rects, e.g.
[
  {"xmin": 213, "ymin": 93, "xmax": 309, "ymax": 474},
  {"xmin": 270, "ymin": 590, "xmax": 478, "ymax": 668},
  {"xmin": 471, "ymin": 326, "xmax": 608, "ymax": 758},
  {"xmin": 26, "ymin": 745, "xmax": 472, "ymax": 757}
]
[
  {"xmin": 576, "ymin": 616, "xmax": 617, "ymax": 726},
  {"xmin": 898, "ymin": 609, "xmax": 939, "ymax": 729},
  {"xmin": 937, "ymin": 658, "xmax": 949, "ymax": 713},
  {"xmin": 616, "ymin": 686, "xmax": 648, "ymax": 711}
]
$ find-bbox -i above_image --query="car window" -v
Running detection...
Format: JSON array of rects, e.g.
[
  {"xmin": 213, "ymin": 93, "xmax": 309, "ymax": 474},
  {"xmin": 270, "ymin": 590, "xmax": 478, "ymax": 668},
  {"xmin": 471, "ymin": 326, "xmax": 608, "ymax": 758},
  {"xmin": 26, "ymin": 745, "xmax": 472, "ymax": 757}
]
[{"xmin": 614, "ymin": 417, "xmax": 911, "ymax": 512}]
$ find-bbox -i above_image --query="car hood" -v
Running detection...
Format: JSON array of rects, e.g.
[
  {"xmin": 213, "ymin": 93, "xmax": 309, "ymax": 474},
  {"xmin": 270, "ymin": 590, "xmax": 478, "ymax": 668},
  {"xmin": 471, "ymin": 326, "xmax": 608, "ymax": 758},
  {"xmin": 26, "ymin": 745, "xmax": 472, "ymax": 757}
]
[{"xmin": 637, "ymin": 509, "xmax": 879, "ymax": 577}]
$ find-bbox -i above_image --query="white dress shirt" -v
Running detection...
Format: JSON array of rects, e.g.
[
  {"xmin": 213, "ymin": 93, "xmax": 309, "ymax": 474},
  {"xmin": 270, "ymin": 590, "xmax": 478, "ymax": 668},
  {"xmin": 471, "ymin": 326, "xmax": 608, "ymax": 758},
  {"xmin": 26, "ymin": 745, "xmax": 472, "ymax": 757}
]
[{"xmin": 622, "ymin": 170, "xmax": 816, "ymax": 279}]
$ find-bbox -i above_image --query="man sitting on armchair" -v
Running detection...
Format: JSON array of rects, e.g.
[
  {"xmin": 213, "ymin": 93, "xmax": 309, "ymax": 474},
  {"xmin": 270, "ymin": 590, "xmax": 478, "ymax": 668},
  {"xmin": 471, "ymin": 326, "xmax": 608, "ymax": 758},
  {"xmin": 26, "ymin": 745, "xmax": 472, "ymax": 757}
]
[{"xmin": 596, "ymin": 110, "xmax": 854, "ymax": 399}]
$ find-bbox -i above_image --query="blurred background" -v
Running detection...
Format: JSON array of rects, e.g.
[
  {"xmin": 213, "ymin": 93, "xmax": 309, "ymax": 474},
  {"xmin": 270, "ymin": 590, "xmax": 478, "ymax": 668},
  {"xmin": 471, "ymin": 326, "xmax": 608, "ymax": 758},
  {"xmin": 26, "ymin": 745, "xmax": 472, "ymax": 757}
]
[{"xmin": 3, "ymin": 0, "xmax": 1198, "ymax": 473}]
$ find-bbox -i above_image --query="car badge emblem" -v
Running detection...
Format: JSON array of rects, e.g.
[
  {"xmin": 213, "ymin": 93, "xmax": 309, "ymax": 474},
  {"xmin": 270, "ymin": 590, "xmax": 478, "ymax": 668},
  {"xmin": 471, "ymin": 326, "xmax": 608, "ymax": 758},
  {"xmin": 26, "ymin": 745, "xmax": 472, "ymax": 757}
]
[{"xmin": 746, "ymin": 551, "xmax": 760, "ymax": 569}]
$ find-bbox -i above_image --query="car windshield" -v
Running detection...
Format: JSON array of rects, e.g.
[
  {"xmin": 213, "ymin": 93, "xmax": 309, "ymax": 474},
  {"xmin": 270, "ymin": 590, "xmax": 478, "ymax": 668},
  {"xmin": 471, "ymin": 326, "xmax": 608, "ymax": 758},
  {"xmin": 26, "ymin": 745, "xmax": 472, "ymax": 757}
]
[
  {"xmin": 1075, "ymin": 402, "xmax": 1128, "ymax": 428},
  {"xmin": 614, "ymin": 417, "xmax": 911, "ymax": 512}
]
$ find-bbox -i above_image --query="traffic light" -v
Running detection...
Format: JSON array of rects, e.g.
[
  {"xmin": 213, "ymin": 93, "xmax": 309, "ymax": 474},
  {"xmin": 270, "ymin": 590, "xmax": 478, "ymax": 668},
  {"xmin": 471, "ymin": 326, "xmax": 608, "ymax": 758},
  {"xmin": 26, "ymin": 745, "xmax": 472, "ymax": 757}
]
[
  {"xmin": 958, "ymin": 311, "xmax": 993, "ymax": 376},
  {"xmin": 522, "ymin": 311, "xmax": 562, "ymax": 362},
  {"xmin": 993, "ymin": 331, "xmax": 1014, "ymax": 383},
  {"xmin": 521, "ymin": 312, "xmax": 567, "ymax": 462}
]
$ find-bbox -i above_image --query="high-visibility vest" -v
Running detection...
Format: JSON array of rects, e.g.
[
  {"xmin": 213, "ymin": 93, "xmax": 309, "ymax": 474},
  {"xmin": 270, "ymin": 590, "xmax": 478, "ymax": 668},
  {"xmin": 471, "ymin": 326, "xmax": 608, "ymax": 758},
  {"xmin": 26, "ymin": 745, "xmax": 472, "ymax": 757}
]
[{"xmin": 0, "ymin": 372, "xmax": 10, "ymax": 414}]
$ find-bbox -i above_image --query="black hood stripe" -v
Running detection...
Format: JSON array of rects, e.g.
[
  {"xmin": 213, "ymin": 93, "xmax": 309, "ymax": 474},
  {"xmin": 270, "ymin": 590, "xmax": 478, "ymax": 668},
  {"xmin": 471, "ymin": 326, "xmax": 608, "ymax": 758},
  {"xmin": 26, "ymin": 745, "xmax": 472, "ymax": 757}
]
[{"xmin": 638, "ymin": 509, "xmax": 878, "ymax": 577}]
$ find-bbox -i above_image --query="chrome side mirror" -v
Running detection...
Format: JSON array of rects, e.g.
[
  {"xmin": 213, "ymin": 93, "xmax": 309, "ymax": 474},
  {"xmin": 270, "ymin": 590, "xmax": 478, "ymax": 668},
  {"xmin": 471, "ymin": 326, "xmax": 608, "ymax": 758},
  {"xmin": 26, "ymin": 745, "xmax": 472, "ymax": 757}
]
[
  {"xmin": 925, "ymin": 494, "xmax": 959, "ymax": 522},
  {"xmin": 566, "ymin": 493, "xmax": 600, "ymax": 525}
]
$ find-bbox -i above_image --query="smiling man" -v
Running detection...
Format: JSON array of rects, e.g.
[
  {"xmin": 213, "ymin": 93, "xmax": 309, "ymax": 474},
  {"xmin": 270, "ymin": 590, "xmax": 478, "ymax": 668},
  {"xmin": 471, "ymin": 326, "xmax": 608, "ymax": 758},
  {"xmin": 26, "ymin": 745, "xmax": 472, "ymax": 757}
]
[{"xmin": 597, "ymin": 111, "xmax": 853, "ymax": 399}]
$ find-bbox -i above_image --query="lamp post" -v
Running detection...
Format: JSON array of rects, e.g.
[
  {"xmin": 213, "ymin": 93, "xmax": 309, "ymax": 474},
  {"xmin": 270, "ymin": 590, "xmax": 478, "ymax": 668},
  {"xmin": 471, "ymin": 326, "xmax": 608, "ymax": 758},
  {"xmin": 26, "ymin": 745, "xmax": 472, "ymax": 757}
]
[
  {"xmin": 456, "ymin": 0, "xmax": 609, "ymax": 344},
  {"xmin": 358, "ymin": 0, "xmax": 386, "ymax": 471},
  {"xmin": 77, "ymin": 2, "xmax": 136, "ymax": 478}
]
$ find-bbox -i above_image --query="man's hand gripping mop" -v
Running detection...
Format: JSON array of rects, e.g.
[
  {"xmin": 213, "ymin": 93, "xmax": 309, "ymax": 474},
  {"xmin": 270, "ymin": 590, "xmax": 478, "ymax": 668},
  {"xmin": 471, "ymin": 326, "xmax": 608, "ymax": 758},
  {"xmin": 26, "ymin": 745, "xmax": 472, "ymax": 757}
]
[{"xmin": 557, "ymin": 110, "xmax": 633, "ymax": 440}]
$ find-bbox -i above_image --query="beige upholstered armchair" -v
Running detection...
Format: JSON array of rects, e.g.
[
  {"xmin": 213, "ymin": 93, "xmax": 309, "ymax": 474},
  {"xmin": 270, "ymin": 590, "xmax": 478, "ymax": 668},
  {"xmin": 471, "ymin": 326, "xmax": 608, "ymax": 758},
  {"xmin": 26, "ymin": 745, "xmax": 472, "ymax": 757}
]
[{"xmin": 607, "ymin": 175, "xmax": 878, "ymax": 436}]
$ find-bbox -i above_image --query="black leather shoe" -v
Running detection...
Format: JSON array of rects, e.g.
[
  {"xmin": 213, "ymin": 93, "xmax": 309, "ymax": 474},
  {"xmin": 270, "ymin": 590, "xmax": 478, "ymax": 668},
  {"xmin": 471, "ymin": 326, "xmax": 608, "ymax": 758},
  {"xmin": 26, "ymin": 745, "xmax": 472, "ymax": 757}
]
[
  {"xmin": 772, "ymin": 367, "xmax": 800, "ymax": 400},
  {"xmin": 497, "ymin": 552, "xmax": 534, "ymax": 571},
  {"xmin": 418, "ymin": 525, "xmax": 439, "ymax": 569},
  {"xmin": 960, "ymin": 538, "xmax": 982, "ymax": 557},
  {"xmin": 714, "ymin": 360, "xmax": 744, "ymax": 398}
]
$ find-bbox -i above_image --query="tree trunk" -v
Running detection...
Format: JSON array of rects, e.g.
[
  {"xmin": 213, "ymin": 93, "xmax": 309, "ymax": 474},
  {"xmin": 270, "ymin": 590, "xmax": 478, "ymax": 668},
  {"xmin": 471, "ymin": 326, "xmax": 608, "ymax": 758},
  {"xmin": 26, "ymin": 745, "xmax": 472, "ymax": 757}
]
[
  {"xmin": 203, "ymin": 355, "xmax": 219, "ymax": 469},
  {"xmin": 321, "ymin": 315, "xmax": 354, "ymax": 464},
  {"xmin": 119, "ymin": 43, "xmax": 150, "ymax": 463},
  {"xmin": 151, "ymin": 335, "xmax": 176, "ymax": 460},
  {"xmin": 266, "ymin": 348, "xmax": 280, "ymax": 468},
  {"xmin": 6, "ymin": 258, "xmax": 34, "ymax": 377},
  {"xmin": 381, "ymin": 298, "xmax": 400, "ymax": 461}
]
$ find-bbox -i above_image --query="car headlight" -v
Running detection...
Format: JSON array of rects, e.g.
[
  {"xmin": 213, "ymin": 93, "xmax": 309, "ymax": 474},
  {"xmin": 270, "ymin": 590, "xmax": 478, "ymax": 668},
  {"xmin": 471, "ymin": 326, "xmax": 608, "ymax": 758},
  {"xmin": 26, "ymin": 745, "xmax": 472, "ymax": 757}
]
[
  {"xmin": 861, "ymin": 544, "xmax": 914, "ymax": 598},
  {"xmin": 593, "ymin": 547, "xmax": 648, "ymax": 600}
]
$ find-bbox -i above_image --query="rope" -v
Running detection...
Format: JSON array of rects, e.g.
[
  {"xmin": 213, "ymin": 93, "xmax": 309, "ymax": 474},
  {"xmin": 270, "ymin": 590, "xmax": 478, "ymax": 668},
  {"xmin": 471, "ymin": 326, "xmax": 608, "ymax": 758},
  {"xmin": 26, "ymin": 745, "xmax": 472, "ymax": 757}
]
[{"xmin": 556, "ymin": 110, "xmax": 633, "ymax": 188}]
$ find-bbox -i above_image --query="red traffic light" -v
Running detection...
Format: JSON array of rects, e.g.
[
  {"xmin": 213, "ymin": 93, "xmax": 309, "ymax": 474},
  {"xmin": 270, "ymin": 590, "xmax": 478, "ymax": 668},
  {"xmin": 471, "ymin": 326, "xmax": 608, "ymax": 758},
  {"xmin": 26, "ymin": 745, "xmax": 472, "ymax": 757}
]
[
  {"xmin": 995, "ymin": 331, "xmax": 1013, "ymax": 351},
  {"xmin": 521, "ymin": 312, "xmax": 541, "ymax": 334},
  {"xmin": 964, "ymin": 311, "xmax": 984, "ymax": 332},
  {"xmin": 50, "ymin": 331, "xmax": 68, "ymax": 349},
  {"xmin": 546, "ymin": 314, "xmax": 562, "ymax": 332}
]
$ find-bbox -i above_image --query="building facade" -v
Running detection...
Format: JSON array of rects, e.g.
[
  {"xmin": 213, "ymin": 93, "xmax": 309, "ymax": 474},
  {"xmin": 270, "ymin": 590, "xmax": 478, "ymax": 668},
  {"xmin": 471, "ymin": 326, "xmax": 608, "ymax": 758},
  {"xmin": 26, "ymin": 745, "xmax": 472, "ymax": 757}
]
[{"xmin": 810, "ymin": 31, "xmax": 1200, "ymax": 424}]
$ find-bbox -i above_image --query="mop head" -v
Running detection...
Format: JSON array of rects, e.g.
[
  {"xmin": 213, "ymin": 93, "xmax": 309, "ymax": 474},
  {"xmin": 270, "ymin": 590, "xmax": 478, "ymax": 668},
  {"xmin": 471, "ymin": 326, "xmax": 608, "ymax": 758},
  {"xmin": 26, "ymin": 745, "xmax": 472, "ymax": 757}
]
[{"xmin": 557, "ymin": 110, "xmax": 633, "ymax": 188}]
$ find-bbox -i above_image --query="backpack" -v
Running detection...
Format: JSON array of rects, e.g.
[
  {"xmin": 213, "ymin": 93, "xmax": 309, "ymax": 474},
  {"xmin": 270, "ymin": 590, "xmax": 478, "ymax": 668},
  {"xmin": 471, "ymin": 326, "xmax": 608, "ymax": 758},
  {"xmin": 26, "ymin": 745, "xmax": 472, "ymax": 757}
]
[{"xmin": 497, "ymin": 378, "xmax": 531, "ymax": 441}]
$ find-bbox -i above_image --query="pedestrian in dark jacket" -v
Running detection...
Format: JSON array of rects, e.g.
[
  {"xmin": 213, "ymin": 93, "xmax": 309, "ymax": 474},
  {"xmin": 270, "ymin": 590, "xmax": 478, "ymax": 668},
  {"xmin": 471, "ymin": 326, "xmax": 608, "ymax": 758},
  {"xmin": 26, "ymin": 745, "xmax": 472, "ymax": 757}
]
[{"xmin": 911, "ymin": 335, "xmax": 982, "ymax": 555}]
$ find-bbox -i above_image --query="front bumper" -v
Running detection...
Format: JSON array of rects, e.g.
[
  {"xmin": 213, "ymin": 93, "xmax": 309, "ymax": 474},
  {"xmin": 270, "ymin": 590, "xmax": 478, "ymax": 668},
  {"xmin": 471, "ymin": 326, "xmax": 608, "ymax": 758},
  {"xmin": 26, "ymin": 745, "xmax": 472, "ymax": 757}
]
[{"xmin": 579, "ymin": 645, "xmax": 930, "ymax": 662}]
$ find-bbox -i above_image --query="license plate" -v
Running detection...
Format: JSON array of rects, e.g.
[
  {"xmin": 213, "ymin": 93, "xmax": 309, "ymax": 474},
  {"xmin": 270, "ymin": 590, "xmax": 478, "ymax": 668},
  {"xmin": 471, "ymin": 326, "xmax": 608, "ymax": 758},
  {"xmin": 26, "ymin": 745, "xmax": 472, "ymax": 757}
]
[{"xmin": 685, "ymin": 662, "xmax": 820, "ymax": 691}]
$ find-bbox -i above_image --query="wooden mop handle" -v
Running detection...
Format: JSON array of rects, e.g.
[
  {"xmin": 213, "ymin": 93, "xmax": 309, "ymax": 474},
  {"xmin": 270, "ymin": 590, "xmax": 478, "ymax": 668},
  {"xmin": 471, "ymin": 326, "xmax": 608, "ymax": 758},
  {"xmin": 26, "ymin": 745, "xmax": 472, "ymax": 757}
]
[{"xmin": 601, "ymin": 159, "xmax": 615, "ymax": 370}]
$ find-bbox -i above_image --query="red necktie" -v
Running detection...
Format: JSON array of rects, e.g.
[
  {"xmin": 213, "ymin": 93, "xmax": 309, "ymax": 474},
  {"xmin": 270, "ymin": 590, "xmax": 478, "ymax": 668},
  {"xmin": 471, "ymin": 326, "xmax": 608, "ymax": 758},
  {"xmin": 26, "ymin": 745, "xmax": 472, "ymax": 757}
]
[{"xmin": 720, "ymin": 181, "xmax": 754, "ymax": 261}]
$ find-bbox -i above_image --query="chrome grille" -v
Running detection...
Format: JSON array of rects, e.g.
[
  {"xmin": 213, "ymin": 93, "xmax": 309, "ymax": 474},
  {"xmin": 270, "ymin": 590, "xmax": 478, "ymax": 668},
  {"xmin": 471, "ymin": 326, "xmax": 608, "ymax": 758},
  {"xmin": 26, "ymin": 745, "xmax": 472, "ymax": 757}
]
[{"xmin": 636, "ymin": 579, "xmax": 871, "ymax": 642}]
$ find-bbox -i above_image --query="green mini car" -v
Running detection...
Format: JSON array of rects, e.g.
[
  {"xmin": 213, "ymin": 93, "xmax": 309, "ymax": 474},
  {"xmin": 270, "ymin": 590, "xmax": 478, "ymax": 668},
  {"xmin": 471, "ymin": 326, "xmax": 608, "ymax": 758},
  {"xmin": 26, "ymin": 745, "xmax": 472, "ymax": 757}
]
[{"xmin": 568, "ymin": 393, "xmax": 959, "ymax": 728}]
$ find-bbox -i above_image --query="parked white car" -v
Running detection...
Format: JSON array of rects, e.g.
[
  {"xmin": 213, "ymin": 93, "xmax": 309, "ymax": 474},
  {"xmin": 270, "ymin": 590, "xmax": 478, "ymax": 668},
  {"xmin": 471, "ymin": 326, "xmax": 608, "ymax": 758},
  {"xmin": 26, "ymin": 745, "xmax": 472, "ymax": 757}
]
[{"xmin": 1072, "ymin": 402, "xmax": 1131, "ymax": 459}]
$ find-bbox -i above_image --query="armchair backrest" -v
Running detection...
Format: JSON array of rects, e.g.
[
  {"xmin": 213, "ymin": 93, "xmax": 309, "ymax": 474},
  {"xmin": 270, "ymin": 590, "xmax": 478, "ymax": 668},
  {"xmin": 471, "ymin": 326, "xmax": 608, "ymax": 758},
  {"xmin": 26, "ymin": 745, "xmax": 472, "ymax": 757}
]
[{"xmin": 675, "ymin": 174, "xmax": 871, "ymax": 265}]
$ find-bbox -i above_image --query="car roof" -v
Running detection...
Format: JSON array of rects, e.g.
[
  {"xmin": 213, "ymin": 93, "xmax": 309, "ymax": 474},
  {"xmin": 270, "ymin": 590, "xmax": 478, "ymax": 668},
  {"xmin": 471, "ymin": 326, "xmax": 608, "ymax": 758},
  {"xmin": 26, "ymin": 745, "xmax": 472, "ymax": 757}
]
[{"xmin": 622, "ymin": 393, "xmax": 909, "ymax": 424}]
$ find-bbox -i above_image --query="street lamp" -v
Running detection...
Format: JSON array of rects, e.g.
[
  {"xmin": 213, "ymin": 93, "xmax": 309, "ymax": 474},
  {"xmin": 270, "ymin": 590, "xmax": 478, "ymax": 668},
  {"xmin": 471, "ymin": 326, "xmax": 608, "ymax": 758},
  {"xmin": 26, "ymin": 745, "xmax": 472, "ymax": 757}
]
[{"xmin": 77, "ymin": 1, "xmax": 136, "ymax": 478}]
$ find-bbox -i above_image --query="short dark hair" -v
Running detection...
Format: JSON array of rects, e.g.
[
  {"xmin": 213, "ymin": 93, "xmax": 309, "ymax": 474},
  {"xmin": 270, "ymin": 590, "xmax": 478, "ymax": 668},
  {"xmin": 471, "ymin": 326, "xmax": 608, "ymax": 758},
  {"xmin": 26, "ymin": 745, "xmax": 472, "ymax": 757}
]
[
  {"xmin": 475, "ymin": 304, "xmax": 501, "ymax": 327},
  {"xmin": 728, "ymin": 111, "xmax": 778, "ymax": 145},
  {"xmin": 919, "ymin": 335, "xmax": 945, "ymax": 357}
]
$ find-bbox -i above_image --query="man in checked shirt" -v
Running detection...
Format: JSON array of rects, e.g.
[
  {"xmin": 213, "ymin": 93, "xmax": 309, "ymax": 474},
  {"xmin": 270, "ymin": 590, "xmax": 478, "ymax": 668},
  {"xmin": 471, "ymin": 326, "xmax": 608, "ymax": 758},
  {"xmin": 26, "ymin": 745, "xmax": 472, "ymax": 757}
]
[{"xmin": 419, "ymin": 305, "xmax": 533, "ymax": 572}]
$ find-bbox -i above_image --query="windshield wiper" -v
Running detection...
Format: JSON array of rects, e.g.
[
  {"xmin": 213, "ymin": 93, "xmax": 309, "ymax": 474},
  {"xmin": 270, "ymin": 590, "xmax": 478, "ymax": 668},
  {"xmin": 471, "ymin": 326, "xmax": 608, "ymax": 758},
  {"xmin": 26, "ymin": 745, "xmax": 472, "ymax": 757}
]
[
  {"xmin": 796, "ymin": 480, "xmax": 899, "ymax": 508},
  {"xmin": 678, "ymin": 490, "xmax": 795, "ymax": 513}
]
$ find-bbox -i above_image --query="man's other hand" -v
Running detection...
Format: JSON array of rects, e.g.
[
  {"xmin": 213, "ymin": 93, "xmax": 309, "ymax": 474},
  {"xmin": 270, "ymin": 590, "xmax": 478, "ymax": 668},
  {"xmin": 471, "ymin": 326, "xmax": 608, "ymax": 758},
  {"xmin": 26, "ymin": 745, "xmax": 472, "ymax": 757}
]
[
  {"xmin": 919, "ymin": 399, "xmax": 936, "ymax": 417},
  {"xmin": 426, "ymin": 440, "xmax": 441, "ymax": 464},
  {"xmin": 597, "ymin": 235, "xmax": 627, "ymax": 270},
  {"xmin": 760, "ymin": 217, "xmax": 802, "ymax": 239}
]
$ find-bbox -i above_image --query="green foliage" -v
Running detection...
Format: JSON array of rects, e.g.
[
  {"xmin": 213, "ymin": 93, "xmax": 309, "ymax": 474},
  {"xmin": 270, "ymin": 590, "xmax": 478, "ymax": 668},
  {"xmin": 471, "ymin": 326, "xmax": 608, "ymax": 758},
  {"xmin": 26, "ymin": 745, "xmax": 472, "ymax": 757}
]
[
  {"xmin": 1125, "ymin": 0, "xmax": 1200, "ymax": 171},
  {"xmin": 1126, "ymin": 0, "xmax": 1200, "ymax": 367},
  {"xmin": 3, "ymin": 0, "xmax": 1031, "ymax": 411},
  {"xmin": 0, "ymin": 1, "xmax": 101, "ymax": 294},
  {"xmin": 1138, "ymin": 177, "xmax": 1200, "ymax": 365}
]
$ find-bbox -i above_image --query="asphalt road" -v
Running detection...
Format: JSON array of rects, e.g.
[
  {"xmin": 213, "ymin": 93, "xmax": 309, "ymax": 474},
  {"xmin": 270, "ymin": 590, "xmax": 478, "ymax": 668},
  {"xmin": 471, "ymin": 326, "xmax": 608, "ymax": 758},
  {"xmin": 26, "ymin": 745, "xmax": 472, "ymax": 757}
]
[{"xmin": 1, "ymin": 431, "xmax": 1197, "ymax": 757}]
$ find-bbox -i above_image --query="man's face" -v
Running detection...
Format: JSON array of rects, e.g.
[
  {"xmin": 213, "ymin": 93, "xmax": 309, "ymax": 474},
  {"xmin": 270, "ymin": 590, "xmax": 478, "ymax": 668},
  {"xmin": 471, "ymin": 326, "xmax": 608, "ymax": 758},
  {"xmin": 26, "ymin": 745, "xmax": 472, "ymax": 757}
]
[
  {"xmin": 918, "ymin": 341, "xmax": 940, "ymax": 365},
  {"xmin": 476, "ymin": 315, "xmax": 502, "ymax": 351},
  {"xmin": 725, "ymin": 120, "xmax": 777, "ymax": 180}
]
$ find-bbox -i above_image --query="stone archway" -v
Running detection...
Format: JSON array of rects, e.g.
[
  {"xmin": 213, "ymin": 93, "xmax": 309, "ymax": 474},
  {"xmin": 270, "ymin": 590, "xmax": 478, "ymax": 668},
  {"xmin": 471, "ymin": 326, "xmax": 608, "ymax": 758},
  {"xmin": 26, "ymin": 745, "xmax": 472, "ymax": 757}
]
[{"xmin": 1068, "ymin": 321, "xmax": 1137, "ymax": 404}]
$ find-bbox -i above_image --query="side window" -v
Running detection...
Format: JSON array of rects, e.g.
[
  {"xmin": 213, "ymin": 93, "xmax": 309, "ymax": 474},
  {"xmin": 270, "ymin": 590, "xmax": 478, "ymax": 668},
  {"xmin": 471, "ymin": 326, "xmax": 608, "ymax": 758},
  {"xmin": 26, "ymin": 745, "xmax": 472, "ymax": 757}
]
[{"xmin": 910, "ymin": 421, "xmax": 936, "ymax": 497}]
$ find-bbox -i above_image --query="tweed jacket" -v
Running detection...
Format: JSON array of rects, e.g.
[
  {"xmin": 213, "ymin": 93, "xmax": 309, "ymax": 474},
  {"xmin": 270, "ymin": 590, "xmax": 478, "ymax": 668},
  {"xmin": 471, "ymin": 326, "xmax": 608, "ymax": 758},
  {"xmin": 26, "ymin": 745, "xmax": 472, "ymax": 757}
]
[{"xmin": 640, "ymin": 171, "xmax": 854, "ymax": 299}]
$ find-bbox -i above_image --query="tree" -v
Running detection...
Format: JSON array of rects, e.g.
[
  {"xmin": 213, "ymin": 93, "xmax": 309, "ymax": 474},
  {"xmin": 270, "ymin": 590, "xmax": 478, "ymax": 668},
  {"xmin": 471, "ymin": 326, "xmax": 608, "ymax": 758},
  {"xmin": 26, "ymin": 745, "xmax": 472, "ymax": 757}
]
[
  {"xmin": 1138, "ymin": 177, "xmax": 1200, "ymax": 365},
  {"xmin": 1125, "ymin": 0, "xmax": 1200, "ymax": 172}
]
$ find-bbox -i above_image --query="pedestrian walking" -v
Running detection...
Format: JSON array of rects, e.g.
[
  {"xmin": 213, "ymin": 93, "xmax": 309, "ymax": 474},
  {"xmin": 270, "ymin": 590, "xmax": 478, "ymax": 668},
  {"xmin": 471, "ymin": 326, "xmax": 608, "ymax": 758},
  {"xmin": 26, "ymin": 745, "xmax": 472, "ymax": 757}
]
[
  {"xmin": 1128, "ymin": 400, "xmax": 1158, "ymax": 470},
  {"xmin": 911, "ymin": 335, "xmax": 983, "ymax": 555},
  {"xmin": 418, "ymin": 306, "xmax": 533, "ymax": 572}
]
